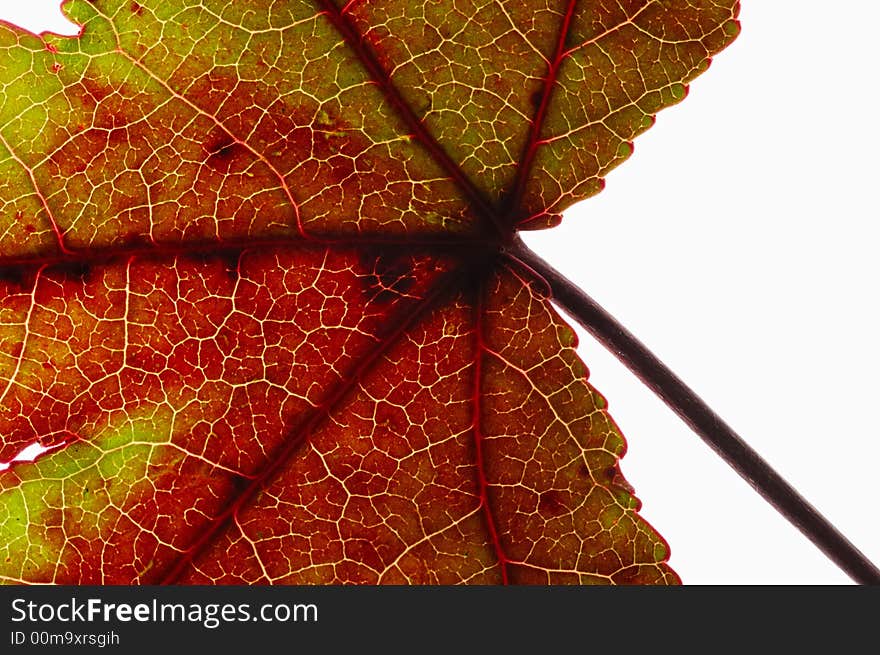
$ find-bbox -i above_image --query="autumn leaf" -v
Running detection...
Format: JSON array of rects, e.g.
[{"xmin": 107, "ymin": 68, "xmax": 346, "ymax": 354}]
[{"xmin": 0, "ymin": 0, "xmax": 738, "ymax": 584}]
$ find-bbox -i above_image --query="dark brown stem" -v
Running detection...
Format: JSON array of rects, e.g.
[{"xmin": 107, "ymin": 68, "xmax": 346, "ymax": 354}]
[{"xmin": 509, "ymin": 236, "xmax": 880, "ymax": 585}]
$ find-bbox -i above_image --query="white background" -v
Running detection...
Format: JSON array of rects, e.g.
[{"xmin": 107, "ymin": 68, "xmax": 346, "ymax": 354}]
[{"xmin": 3, "ymin": 1, "xmax": 878, "ymax": 584}]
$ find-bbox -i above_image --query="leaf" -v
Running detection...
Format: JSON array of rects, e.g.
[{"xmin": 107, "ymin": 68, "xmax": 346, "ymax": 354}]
[{"xmin": 0, "ymin": 0, "xmax": 738, "ymax": 584}]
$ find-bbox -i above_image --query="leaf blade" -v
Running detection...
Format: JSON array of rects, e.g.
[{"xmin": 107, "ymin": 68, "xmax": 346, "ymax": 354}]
[{"xmin": 0, "ymin": 0, "xmax": 740, "ymax": 584}]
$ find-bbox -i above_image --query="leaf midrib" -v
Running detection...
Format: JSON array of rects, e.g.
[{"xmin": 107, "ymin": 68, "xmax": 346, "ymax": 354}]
[{"xmin": 502, "ymin": 0, "xmax": 579, "ymax": 225}]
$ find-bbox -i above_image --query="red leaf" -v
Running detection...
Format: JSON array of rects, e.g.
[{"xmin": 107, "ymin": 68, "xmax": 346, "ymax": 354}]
[{"xmin": 0, "ymin": 0, "xmax": 738, "ymax": 584}]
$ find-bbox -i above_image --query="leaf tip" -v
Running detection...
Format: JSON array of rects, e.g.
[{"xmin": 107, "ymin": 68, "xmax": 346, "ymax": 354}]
[
  {"xmin": 617, "ymin": 141, "xmax": 635, "ymax": 158},
  {"xmin": 670, "ymin": 83, "xmax": 688, "ymax": 103},
  {"xmin": 724, "ymin": 19, "xmax": 742, "ymax": 39}
]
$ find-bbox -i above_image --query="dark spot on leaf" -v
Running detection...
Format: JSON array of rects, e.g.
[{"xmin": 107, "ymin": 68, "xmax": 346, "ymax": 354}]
[
  {"xmin": 203, "ymin": 131, "xmax": 246, "ymax": 171},
  {"xmin": 228, "ymin": 473, "xmax": 251, "ymax": 496},
  {"xmin": 130, "ymin": 2, "xmax": 143, "ymax": 15},
  {"xmin": 530, "ymin": 89, "xmax": 544, "ymax": 110},
  {"xmin": 604, "ymin": 465, "xmax": 635, "ymax": 494},
  {"xmin": 538, "ymin": 490, "xmax": 567, "ymax": 516}
]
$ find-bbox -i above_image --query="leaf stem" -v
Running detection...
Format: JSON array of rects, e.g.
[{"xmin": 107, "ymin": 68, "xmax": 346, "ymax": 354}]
[{"xmin": 509, "ymin": 236, "xmax": 880, "ymax": 585}]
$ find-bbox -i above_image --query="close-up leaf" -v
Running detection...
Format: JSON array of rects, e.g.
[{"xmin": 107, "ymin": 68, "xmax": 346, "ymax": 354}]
[{"xmin": 0, "ymin": 0, "xmax": 792, "ymax": 585}]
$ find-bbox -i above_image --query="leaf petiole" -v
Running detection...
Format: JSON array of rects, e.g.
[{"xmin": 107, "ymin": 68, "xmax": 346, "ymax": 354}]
[{"xmin": 509, "ymin": 236, "xmax": 880, "ymax": 585}]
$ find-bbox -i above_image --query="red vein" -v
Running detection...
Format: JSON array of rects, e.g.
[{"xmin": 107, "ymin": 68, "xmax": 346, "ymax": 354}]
[
  {"xmin": 160, "ymin": 266, "xmax": 467, "ymax": 584},
  {"xmin": 0, "ymin": 131, "xmax": 71, "ymax": 255},
  {"xmin": 503, "ymin": 0, "xmax": 579, "ymax": 225},
  {"xmin": 471, "ymin": 280, "xmax": 509, "ymax": 584},
  {"xmin": 315, "ymin": 0, "xmax": 504, "ymax": 239}
]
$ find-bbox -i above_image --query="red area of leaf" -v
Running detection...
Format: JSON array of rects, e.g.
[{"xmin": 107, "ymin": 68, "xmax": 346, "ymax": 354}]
[{"xmin": 202, "ymin": 131, "xmax": 247, "ymax": 172}]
